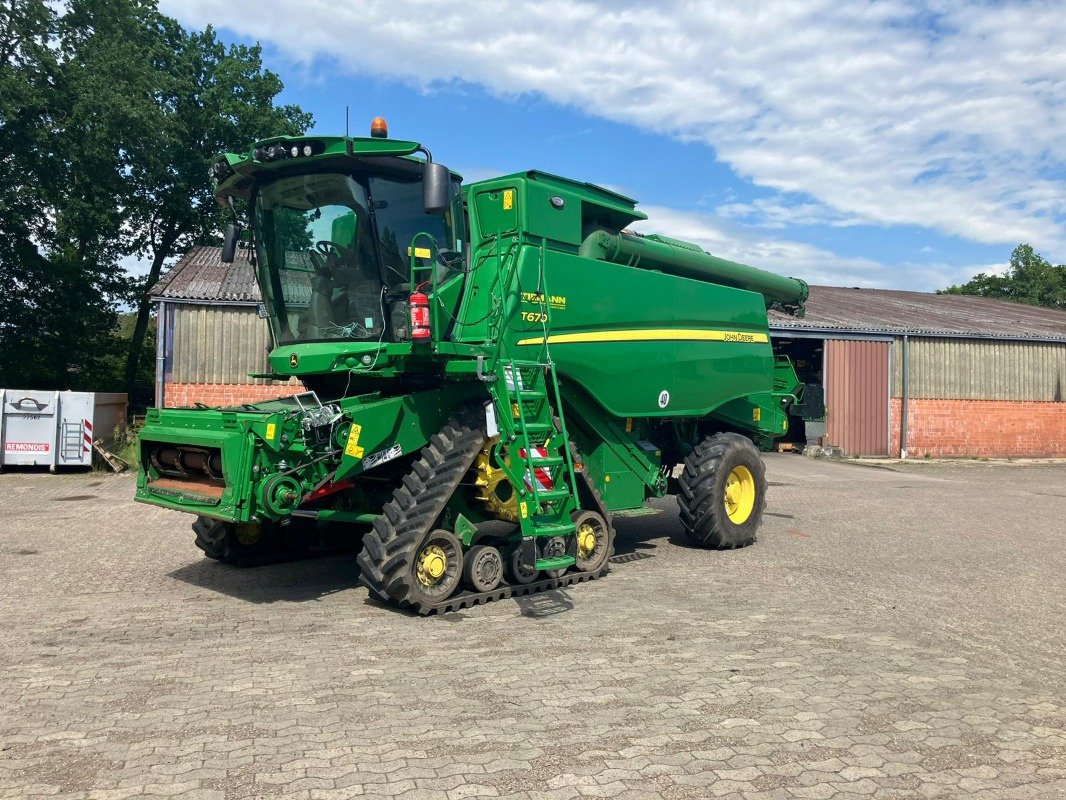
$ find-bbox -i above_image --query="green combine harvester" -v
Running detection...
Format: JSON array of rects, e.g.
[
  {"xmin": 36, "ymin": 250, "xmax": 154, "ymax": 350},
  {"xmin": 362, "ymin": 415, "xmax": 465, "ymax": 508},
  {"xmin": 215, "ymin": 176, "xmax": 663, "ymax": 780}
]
[{"xmin": 135, "ymin": 118, "xmax": 809, "ymax": 614}]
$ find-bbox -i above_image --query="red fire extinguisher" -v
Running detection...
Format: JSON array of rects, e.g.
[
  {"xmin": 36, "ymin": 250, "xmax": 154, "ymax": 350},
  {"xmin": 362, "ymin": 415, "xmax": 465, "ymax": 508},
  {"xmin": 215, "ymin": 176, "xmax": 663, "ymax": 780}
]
[{"xmin": 410, "ymin": 291, "xmax": 431, "ymax": 341}]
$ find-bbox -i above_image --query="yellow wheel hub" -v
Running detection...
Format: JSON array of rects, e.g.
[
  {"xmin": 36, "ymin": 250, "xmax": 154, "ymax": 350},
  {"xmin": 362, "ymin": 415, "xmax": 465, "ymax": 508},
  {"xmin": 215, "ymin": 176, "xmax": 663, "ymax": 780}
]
[
  {"xmin": 235, "ymin": 523, "xmax": 262, "ymax": 546},
  {"xmin": 417, "ymin": 545, "xmax": 448, "ymax": 586},
  {"xmin": 577, "ymin": 523, "xmax": 598, "ymax": 559},
  {"xmin": 724, "ymin": 465, "xmax": 756, "ymax": 524}
]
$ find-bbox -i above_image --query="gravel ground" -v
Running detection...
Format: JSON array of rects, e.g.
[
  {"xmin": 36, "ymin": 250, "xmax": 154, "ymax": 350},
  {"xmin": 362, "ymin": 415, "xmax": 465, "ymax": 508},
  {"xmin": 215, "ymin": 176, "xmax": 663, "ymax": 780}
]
[{"xmin": 0, "ymin": 455, "xmax": 1063, "ymax": 799}]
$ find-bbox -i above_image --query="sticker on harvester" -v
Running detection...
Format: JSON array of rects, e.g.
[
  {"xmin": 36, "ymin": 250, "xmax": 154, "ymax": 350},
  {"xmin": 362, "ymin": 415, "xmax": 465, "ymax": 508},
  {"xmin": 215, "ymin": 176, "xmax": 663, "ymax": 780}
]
[
  {"xmin": 344, "ymin": 424, "xmax": 365, "ymax": 459},
  {"xmin": 265, "ymin": 423, "xmax": 276, "ymax": 441},
  {"xmin": 658, "ymin": 390, "xmax": 670, "ymax": 409},
  {"xmin": 503, "ymin": 189, "xmax": 514, "ymax": 210},
  {"xmin": 363, "ymin": 445, "xmax": 402, "ymax": 471}
]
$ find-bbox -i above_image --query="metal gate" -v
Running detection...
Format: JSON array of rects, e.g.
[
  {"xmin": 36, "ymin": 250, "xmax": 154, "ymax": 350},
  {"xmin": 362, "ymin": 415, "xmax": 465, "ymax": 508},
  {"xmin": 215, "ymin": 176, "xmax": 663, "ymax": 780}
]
[{"xmin": 824, "ymin": 339, "xmax": 890, "ymax": 456}]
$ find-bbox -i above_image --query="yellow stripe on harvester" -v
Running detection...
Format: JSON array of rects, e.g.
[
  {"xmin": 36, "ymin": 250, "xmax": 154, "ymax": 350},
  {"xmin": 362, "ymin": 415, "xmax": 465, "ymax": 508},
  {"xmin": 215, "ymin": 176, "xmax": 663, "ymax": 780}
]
[{"xmin": 516, "ymin": 329, "xmax": 769, "ymax": 346}]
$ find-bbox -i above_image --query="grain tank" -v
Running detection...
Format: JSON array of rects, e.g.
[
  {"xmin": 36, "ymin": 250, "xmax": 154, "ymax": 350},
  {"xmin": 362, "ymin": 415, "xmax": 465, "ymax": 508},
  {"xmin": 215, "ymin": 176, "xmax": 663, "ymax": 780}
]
[{"xmin": 134, "ymin": 121, "xmax": 808, "ymax": 613}]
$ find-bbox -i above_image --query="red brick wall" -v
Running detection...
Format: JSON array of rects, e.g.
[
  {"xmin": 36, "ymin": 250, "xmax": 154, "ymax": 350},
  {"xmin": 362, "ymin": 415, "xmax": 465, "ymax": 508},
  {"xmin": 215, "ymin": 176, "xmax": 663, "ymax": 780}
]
[
  {"xmin": 890, "ymin": 398, "xmax": 1066, "ymax": 458},
  {"xmin": 163, "ymin": 382, "xmax": 305, "ymax": 408}
]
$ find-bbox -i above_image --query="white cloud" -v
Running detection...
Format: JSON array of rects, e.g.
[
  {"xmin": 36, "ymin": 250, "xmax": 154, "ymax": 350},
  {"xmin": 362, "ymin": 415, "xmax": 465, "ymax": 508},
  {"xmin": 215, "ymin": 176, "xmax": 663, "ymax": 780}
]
[{"xmin": 161, "ymin": 0, "xmax": 1066, "ymax": 257}]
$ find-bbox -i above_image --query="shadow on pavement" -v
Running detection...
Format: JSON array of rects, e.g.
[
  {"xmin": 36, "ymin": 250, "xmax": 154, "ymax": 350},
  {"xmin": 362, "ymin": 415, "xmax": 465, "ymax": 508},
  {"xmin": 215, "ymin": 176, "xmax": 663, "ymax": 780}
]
[
  {"xmin": 514, "ymin": 588, "xmax": 575, "ymax": 617},
  {"xmin": 169, "ymin": 552, "xmax": 361, "ymax": 604}
]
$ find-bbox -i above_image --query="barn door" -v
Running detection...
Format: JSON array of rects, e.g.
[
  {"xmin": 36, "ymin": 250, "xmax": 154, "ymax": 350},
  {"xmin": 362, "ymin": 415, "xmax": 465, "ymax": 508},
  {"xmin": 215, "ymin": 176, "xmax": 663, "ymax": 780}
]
[{"xmin": 824, "ymin": 339, "xmax": 889, "ymax": 456}]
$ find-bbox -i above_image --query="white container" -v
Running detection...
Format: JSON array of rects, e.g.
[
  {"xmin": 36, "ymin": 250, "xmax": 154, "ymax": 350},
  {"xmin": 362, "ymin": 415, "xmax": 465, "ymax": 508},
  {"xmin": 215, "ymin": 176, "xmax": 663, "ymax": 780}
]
[{"xmin": 0, "ymin": 390, "xmax": 127, "ymax": 470}]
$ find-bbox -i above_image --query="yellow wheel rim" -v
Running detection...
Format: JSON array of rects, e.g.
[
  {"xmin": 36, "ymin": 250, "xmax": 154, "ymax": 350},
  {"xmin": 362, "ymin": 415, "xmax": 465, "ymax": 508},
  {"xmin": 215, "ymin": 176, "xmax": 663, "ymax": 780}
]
[
  {"xmin": 577, "ymin": 523, "xmax": 597, "ymax": 559},
  {"xmin": 724, "ymin": 465, "xmax": 756, "ymax": 524},
  {"xmin": 416, "ymin": 545, "xmax": 448, "ymax": 586}
]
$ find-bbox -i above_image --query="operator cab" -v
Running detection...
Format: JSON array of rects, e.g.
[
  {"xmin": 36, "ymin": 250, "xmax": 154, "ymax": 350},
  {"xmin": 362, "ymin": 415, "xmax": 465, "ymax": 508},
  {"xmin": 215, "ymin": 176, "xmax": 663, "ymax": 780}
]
[{"xmin": 253, "ymin": 166, "xmax": 464, "ymax": 346}]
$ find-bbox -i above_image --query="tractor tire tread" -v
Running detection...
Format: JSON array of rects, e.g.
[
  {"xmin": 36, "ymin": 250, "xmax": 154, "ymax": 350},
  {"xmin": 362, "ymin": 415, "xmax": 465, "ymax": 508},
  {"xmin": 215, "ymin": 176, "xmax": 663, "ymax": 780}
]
[{"xmin": 677, "ymin": 432, "xmax": 766, "ymax": 549}]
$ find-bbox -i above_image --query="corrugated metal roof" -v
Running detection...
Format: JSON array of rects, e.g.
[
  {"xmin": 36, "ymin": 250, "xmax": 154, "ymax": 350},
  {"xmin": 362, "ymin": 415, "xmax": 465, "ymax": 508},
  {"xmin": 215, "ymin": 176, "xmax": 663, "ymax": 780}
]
[
  {"xmin": 152, "ymin": 246, "xmax": 261, "ymax": 303},
  {"xmin": 153, "ymin": 247, "xmax": 1066, "ymax": 342},
  {"xmin": 770, "ymin": 285, "xmax": 1066, "ymax": 342}
]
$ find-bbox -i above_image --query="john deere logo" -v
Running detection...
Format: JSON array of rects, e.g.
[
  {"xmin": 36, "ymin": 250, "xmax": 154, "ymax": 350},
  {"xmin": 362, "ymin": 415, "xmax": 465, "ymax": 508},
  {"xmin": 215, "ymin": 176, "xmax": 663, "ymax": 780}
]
[{"xmin": 289, "ymin": 353, "xmax": 299, "ymax": 368}]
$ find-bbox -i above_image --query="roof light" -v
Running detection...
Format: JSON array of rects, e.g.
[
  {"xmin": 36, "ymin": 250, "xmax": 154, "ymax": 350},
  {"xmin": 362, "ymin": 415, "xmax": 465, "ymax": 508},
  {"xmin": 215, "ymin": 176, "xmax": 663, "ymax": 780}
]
[{"xmin": 370, "ymin": 117, "xmax": 388, "ymax": 138}]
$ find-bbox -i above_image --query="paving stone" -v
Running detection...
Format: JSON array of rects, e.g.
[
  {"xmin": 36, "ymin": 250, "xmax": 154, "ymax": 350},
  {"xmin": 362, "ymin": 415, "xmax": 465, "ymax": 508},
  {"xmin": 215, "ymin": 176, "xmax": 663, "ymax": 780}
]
[{"xmin": 0, "ymin": 461, "xmax": 1062, "ymax": 799}]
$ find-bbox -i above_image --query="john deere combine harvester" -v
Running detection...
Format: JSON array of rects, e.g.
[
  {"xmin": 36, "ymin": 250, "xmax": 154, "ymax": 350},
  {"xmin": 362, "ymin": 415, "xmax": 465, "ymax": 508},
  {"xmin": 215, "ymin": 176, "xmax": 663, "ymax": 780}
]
[{"xmin": 135, "ymin": 119, "xmax": 809, "ymax": 614}]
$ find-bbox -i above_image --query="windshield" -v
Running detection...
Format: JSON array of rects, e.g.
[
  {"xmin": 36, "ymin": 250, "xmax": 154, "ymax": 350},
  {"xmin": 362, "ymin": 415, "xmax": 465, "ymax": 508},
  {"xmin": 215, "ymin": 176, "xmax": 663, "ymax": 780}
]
[{"xmin": 253, "ymin": 170, "xmax": 462, "ymax": 345}]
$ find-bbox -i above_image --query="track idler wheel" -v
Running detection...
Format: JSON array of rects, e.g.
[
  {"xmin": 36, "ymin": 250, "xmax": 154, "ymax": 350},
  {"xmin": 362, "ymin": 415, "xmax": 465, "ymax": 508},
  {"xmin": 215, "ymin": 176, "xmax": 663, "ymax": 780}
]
[
  {"xmin": 573, "ymin": 510, "xmax": 613, "ymax": 573},
  {"xmin": 412, "ymin": 529, "xmax": 463, "ymax": 602},
  {"xmin": 462, "ymin": 544, "xmax": 504, "ymax": 592}
]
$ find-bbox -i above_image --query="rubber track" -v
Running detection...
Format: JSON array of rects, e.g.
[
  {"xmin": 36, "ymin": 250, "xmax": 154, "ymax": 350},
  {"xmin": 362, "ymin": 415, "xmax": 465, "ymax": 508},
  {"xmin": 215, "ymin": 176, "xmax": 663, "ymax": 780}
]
[
  {"xmin": 356, "ymin": 415, "xmax": 488, "ymax": 609},
  {"xmin": 400, "ymin": 565, "xmax": 610, "ymax": 616}
]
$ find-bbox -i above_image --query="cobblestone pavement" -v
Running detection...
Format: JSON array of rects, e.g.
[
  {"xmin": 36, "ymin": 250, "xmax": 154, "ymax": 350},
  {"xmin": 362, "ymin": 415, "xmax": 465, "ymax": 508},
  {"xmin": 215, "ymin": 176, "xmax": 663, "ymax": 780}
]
[{"xmin": 1, "ymin": 456, "xmax": 1063, "ymax": 799}]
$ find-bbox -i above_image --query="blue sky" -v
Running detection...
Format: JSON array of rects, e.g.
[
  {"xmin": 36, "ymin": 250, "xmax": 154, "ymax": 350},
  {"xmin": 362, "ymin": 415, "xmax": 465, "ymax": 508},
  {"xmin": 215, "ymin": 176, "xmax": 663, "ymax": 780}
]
[{"xmin": 161, "ymin": 0, "xmax": 1066, "ymax": 291}]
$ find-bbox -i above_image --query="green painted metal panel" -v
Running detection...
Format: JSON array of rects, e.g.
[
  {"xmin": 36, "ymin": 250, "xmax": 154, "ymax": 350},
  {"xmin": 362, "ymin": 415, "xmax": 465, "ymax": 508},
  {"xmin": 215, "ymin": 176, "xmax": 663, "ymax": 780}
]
[{"xmin": 506, "ymin": 248, "xmax": 775, "ymax": 417}]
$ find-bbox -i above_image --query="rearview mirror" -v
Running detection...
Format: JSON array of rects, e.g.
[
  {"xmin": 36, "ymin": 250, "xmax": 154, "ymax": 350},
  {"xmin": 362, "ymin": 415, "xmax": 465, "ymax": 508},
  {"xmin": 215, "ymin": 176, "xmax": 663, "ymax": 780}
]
[
  {"xmin": 221, "ymin": 223, "xmax": 239, "ymax": 263},
  {"xmin": 423, "ymin": 161, "xmax": 451, "ymax": 214}
]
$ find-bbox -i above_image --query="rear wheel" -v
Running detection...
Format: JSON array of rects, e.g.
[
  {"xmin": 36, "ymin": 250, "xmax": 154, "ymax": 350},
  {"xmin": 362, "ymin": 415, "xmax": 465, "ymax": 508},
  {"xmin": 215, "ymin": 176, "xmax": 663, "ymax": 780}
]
[{"xmin": 677, "ymin": 433, "xmax": 766, "ymax": 549}]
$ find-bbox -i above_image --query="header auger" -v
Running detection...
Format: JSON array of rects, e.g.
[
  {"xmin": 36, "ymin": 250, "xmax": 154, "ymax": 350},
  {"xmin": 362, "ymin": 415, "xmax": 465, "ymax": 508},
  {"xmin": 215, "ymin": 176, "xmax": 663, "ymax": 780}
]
[{"xmin": 135, "ymin": 118, "xmax": 809, "ymax": 614}]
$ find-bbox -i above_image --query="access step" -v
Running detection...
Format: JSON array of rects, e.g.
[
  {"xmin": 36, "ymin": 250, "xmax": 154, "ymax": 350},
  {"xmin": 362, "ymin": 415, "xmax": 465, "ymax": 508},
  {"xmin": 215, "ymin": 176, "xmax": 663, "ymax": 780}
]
[
  {"xmin": 536, "ymin": 555, "xmax": 576, "ymax": 571},
  {"xmin": 529, "ymin": 521, "xmax": 577, "ymax": 537},
  {"xmin": 521, "ymin": 422, "xmax": 554, "ymax": 434},
  {"xmin": 526, "ymin": 455, "xmax": 564, "ymax": 467}
]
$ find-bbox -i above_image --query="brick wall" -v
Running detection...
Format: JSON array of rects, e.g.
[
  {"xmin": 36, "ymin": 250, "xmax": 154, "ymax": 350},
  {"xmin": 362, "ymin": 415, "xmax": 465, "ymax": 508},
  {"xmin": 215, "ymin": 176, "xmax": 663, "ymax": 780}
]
[
  {"xmin": 163, "ymin": 382, "xmax": 305, "ymax": 408},
  {"xmin": 890, "ymin": 398, "xmax": 1066, "ymax": 458}
]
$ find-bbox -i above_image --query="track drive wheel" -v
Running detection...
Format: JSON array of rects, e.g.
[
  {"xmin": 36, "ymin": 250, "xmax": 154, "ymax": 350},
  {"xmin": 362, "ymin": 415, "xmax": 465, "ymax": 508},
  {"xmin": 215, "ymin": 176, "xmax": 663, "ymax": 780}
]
[
  {"xmin": 192, "ymin": 516, "xmax": 280, "ymax": 566},
  {"xmin": 462, "ymin": 544, "xmax": 504, "ymax": 592},
  {"xmin": 356, "ymin": 415, "xmax": 487, "ymax": 610},
  {"xmin": 677, "ymin": 432, "xmax": 766, "ymax": 549},
  {"xmin": 573, "ymin": 510, "xmax": 613, "ymax": 572}
]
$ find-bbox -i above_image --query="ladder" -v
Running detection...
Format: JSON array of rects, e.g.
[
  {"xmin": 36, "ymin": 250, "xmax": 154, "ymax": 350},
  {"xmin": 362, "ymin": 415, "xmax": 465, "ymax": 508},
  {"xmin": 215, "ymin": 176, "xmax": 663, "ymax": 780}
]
[
  {"xmin": 482, "ymin": 240, "xmax": 581, "ymax": 572},
  {"xmin": 61, "ymin": 421, "xmax": 84, "ymax": 461}
]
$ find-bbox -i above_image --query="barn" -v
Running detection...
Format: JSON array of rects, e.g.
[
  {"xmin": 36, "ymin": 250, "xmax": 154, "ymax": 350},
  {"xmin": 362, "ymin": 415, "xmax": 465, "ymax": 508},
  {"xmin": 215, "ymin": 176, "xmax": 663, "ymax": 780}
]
[{"xmin": 151, "ymin": 247, "xmax": 1066, "ymax": 458}]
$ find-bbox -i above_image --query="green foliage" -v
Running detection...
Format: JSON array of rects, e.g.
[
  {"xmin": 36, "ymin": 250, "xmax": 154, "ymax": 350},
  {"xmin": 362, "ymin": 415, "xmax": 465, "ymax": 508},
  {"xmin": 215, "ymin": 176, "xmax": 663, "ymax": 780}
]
[
  {"xmin": 273, "ymin": 208, "xmax": 316, "ymax": 254},
  {"xmin": 0, "ymin": 0, "xmax": 311, "ymax": 396},
  {"xmin": 940, "ymin": 244, "xmax": 1066, "ymax": 310},
  {"xmin": 109, "ymin": 417, "xmax": 143, "ymax": 469}
]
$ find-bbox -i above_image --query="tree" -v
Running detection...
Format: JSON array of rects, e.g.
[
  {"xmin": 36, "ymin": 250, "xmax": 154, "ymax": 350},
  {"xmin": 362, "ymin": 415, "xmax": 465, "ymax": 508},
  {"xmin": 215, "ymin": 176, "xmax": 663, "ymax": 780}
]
[
  {"xmin": 0, "ymin": 0, "xmax": 311, "ymax": 397},
  {"xmin": 940, "ymin": 244, "xmax": 1066, "ymax": 311},
  {"xmin": 120, "ymin": 24, "xmax": 311, "ymax": 393},
  {"xmin": 0, "ymin": 0, "xmax": 141, "ymax": 390}
]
